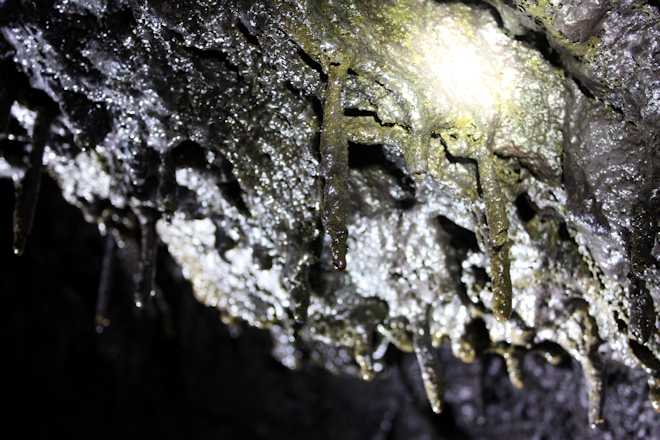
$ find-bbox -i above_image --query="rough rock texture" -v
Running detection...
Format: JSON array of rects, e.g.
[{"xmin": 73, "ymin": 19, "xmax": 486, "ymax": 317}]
[{"xmin": 1, "ymin": 0, "xmax": 659, "ymax": 438}]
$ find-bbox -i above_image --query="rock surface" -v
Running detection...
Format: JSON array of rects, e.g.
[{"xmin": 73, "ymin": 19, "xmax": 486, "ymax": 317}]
[{"xmin": 1, "ymin": 0, "xmax": 660, "ymax": 438}]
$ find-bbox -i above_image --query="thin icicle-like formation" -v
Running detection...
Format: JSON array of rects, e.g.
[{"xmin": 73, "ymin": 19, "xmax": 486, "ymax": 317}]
[
  {"xmin": 134, "ymin": 207, "xmax": 160, "ymax": 309},
  {"xmin": 12, "ymin": 109, "xmax": 53, "ymax": 255},
  {"xmin": 565, "ymin": 300, "xmax": 606, "ymax": 427},
  {"xmin": 629, "ymin": 278, "xmax": 655, "ymax": 344},
  {"xmin": 491, "ymin": 343, "xmax": 525, "ymax": 389},
  {"xmin": 584, "ymin": 359, "xmax": 605, "ymax": 428},
  {"xmin": 320, "ymin": 63, "xmax": 350, "ymax": 271},
  {"xmin": 628, "ymin": 204, "xmax": 658, "ymax": 344},
  {"xmin": 487, "ymin": 241, "xmax": 512, "ymax": 323},
  {"xmin": 95, "ymin": 233, "xmax": 115, "ymax": 333},
  {"xmin": 648, "ymin": 375, "xmax": 660, "ymax": 413},
  {"xmin": 412, "ymin": 317, "xmax": 445, "ymax": 414},
  {"xmin": 477, "ymin": 156, "xmax": 509, "ymax": 249},
  {"xmin": 354, "ymin": 330, "xmax": 376, "ymax": 380},
  {"xmin": 470, "ymin": 124, "xmax": 512, "ymax": 323}
]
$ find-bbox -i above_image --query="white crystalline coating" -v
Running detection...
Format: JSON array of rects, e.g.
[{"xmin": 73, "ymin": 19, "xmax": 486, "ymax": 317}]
[
  {"xmin": 0, "ymin": 157, "xmax": 10, "ymax": 173},
  {"xmin": 45, "ymin": 148, "xmax": 113, "ymax": 206},
  {"xmin": 507, "ymin": 221, "xmax": 547, "ymax": 327},
  {"xmin": 157, "ymin": 213, "xmax": 290, "ymax": 327},
  {"xmin": 10, "ymin": 102, "xmax": 37, "ymax": 135},
  {"xmin": 346, "ymin": 207, "xmax": 453, "ymax": 319},
  {"xmin": 0, "ymin": 157, "xmax": 24, "ymax": 181}
]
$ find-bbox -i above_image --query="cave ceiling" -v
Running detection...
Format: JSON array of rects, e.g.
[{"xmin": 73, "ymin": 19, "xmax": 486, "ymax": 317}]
[{"xmin": 1, "ymin": 0, "xmax": 660, "ymax": 437}]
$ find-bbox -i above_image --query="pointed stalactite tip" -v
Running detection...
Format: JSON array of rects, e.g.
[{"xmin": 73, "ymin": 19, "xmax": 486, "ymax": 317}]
[
  {"xmin": 586, "ymin": 364, "xmax": 605, "ymax": 429},
  {"xmin": 651, "ymin": 397, "xmax": 660, "ymax": 413},
  {"xmin": 493, "ymin": 299, "xmax": 512, "ymax": 323},
  {"xmin": 628, "ymin": 277, "xmax": 655, "ymax": 344},
  {"xmin": 331, "ymin": 233, "xmax": 347, "ymax": 271},
  {"xmin": 13, "ymin": 224, "xmax": 28, "ymax": 256},
  {"xmin": 333, "ymin": 256, "xmax": 346, "ymax": 271},
  {"xmin": 412, "ymin": 320, "xmax": 445, "ymax": 415},
  {"xmin": 649, "ymin": 377, "xmax": 660, "ymax": 413}
]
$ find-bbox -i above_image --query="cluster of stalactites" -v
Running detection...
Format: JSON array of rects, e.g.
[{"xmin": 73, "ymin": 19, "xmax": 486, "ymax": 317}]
[
  {"xmin": 318, "ymin": 63, "xmax": 513, "ymax": 322},
  {"xmin": 316, "ymin": 60, "xmax": 516, "ymax": 413},
  {"xmin": 6, "ymin": 96, "xmax": 170, "ymax": 334}
]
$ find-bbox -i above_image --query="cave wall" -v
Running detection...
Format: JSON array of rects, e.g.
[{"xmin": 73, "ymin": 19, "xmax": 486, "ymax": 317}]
[{"xmin": 1, "ymin": 0, "xmax": 660, "ymax": 438}]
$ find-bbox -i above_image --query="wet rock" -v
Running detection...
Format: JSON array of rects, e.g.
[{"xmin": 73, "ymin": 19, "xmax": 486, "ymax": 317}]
[{"xmin": 1, "ymin": 0, "xmax": 660, "ymax": 438}]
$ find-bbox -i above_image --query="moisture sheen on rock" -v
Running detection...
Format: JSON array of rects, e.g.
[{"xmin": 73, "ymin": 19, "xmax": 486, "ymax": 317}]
[{"xmin": 1, "ymin": 0, "xmax": 659, "ymax": 436}]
